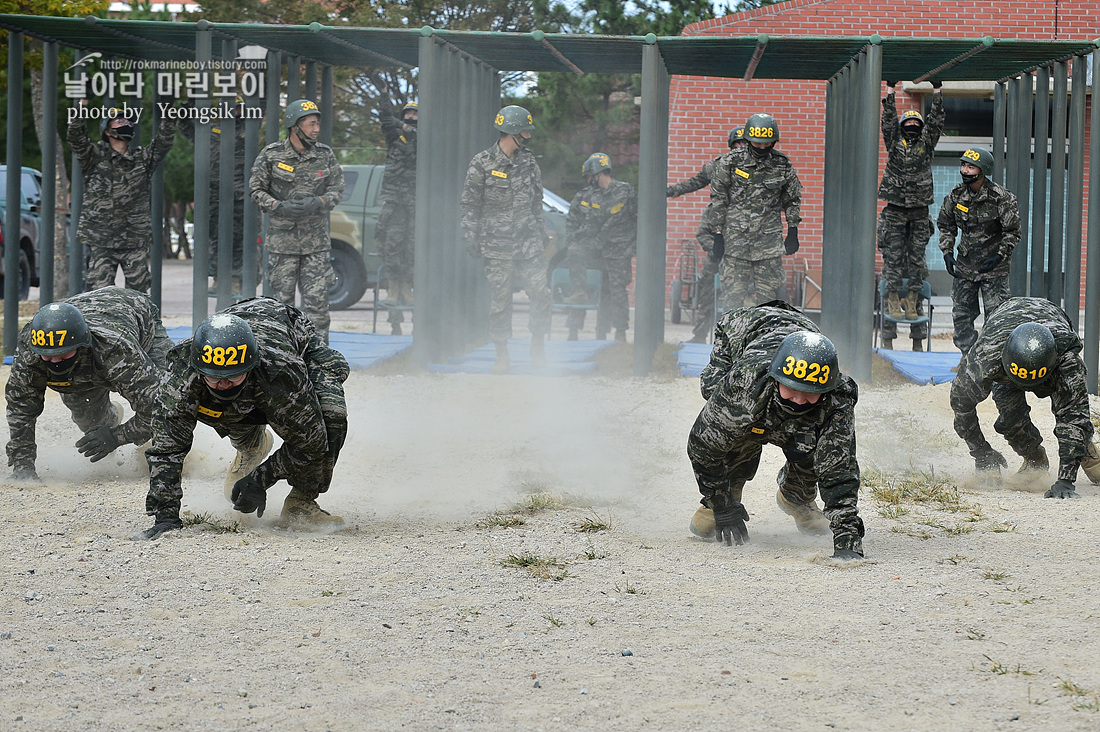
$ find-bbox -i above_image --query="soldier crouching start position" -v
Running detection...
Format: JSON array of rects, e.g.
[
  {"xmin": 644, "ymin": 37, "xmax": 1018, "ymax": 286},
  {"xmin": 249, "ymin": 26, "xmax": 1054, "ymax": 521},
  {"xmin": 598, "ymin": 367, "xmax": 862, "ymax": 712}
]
[
  {"xmin": 949, "ymin": 297, "xmax": 1100, "ymax": 497},
  {"xmin": 686, "ymin": 301, "xmax": 865, "ymax": 560},
  {"xmin": 137, "ymin": 298, "xmax": 349, "ymax": 540}
]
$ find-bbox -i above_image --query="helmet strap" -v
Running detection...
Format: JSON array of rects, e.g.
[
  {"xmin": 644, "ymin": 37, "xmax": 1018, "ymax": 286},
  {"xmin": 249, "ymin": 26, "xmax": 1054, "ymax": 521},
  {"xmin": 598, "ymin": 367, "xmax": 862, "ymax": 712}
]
[{"xmin": 292, "ymin": 123, "xmax": 317, "ymax": 149}]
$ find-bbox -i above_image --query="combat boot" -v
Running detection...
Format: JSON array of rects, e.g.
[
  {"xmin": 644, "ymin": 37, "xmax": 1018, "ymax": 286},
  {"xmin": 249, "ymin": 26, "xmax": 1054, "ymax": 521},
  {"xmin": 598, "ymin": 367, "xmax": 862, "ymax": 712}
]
[
  {"xmin": 595, "ymin": 329, "xmax": 608, "ymax": 341},
  {"xmin": 902, "ymin": 290, "xmax": 919, "ymax": 320},
  {"xmin": 530, "ymin": 335, "xmax": 547, "ymax": 369},
  {"xmin": 1018, "ymin": 446, "xmax": 1049, "ymax": 474},
  {"xmin": 277, "ymin": 487, "xmax": 344, "ymax": 528},
  {"xmin": 912, "ymin": 338, "xmax": 923, "ymax": 351},
  {"xmin": 614, "ymin": 329, "xmax": 627, "ymax": 342},
  {"xmin": 881, "ymin": 338, "xmax": 893, "ymax": 350},
  {"xmin": 567, "ymin": 327, "xmax": 579, "ymax": 341},
  {"xmin": 886, "ymin": 290, "xmax": 904, "ymax": 319},
  {"xmin": 563, "ymin": 291, "xmax": 588, "ymax": 305},
  {"xmin": 383, "ymin": 280, "xmax": 400, "ymax": 306},
  {"xmin": 399, "ymin": 281, "xmax": 414, "ymax": 305},
  {"xmin": 689, "ymin": 506, "xmax": 715, "ymax": 538},
  {"xmin": 776, "ymin": 489, "xmax": 831, "ymax": 534},
  {"xmin": 391, "ymin": 322, "xmax": 403, "ymax": 336},
  {"xmin": 491, "ymin": 341, "xmax": 510, "ymax": 374},
  {"xmin": 223, "ymin": 428, "xmax": 274, "ymax": 500}
]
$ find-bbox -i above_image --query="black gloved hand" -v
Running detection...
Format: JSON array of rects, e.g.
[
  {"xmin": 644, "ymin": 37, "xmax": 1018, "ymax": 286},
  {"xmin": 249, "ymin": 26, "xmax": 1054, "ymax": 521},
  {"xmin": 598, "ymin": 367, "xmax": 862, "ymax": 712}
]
[
  {"xmin": 666, "ymin": 186, "xmax": 676, "ymax": 199},
  {"xmin": 11, "ymin": 466, "xmax": 39, "ymax": 482},
  {"xmin": 1045, "ymin": 479, "xmax": 1080, "ymax": 499},
  {"xmin": 75, "ymin": 425, "xmax": 120, "ymax": 463},
  {"xmin": 885, "ymin": 80, "xmax": 897, "ymax": 88},
  {"xmin": 943, "ymin": 252, "xmax": 956, "ymax": 277},
  {"xmin": 133, "ymin": 517, "xmax": 183, "ymax": 541},
  {"xmin": 977, "ymin": 254, "xmax": 1003, "ymax": 274},
  {"xmin": 784, "ymin": 227, "xmax": 799, "ymax": 255},
  {"xmin": 975, "ymin": 446, "xmax": 1008, "ymax": 472},
  {"xmin": 931, "ymin": 79, "xmax": 943, "ymax": 89},
  {"xmin": 714, "ymin": 501, "xmax": 750, "ymax": 546},
  {"xmin": 278, "ymin": 198, "xmax": 308, "ymax": 217},
  {"xmin": 709, "ymin": 233, "xmax": 725, "ymax": 263},
  {"xmin": 231, "ymin": 473, "xmax": 267, "ymax": 517},
  {"xmin": 302, "ymin": 196, "xmax": 325, "ymax": 215}
]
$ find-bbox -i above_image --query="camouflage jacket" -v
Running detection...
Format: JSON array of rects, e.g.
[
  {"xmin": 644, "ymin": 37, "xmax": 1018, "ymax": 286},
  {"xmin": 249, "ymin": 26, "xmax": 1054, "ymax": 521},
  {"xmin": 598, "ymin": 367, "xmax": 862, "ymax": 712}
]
[
  {"xmin": 6, "ymin": 287, "xmax": 171, "ymax": 471},
  {"xmin": 567, "ymin": 179, "xmax": 637, "ymax": 259},
  {"xmin": 698, "ymin": 301, "xmax": 860, "ymax": 498},
  {"xmin": 949, "ymin": 297, "xmax": 1091, "ymax": 482},
  {"xmin": 379, "ymin": 96, "xmax": 417, "ymax": 201},
  {"xmin": 460, "ymin": 142, "xmax": 546, "ymax": 260},
  {"xmin": 179, "ymin": 116, "xmax": 246, "ymax": 194},
  {"xmin": 667, "ymin": 160, "xmax": 714, "ymax": 198},
  {"xmin": 878, "ymin": 92, "xmax": 945, "ymax": 208},
  {"xmin": 146, "ymin": 298, "xmax": 349, "ymax": 516},
  {"xmin": 249, "ymin": 138, "xmax": 345, "ymax": 255},
  {"xmin": 937, "ymin": 178, "xmax": 1020, "ymax": 281},
  {"xmin": 700, "ymin": 146, "xmax": 802, "ymax": 261},
  {"xmin": 67, "ymin": 115, "xmax": 177, "ymax": 251}
]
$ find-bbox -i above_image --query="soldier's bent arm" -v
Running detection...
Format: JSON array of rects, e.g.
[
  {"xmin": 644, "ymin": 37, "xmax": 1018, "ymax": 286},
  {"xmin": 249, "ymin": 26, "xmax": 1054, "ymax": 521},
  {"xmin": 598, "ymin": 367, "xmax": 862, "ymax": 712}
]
[
  {"xmin": 812, "ymin": 396, "xmax": 862, "ymax": 519},
  {"xmin": 459, "ymin": 160, "xmax": 485, "ymax": 244},
  {"xmin": 100, "ymin": 345, "xmax": 165, "ymax": 446},
  {"xmin": 319, "ymin": 154, "xmax": 345, "ymax": 210},
  {"xmin": 530, "ymin": 161, "xmax": 547, "ymax": 243},
  {"xmin": 881, "ymin": 91, "xmax": 898, "ymax": 149},
  {"xmin": 379, "ymin": 96, "xmax": 403, "ymax": 146},
  {"xmin": 997, "ymin": 193, "xmax": 1022, "ymax": 259},
  {"xmin": 937, "ymin": 195, "xmax": 958, "ymax": 254},
  {"xmin": 780, "ymin": 167, "xmax": 803, "ymax": 227},
  {"xmin": 699, "ymin": 161, "xmax": 731, "ymax": 252},
  {"xmin": 144, "ymin": 116, "xmax": 177, "ymax": 173},
  {"xmin": 1049, "ymin": 354, "xmax": 1093, "ymax": 482},
  {"xmin": 949, "ymin": 373, "xmax": 993, "ymax": 454},
  {"xmin": 668, "ymin": 163, "xmax": 713, "ymax": 198},
  {"xmin": 145, "ymin": 378, "xmax": 199, "ymax": 518},
  {"xmin": 66, "ymin": 117, "xmax": 97, "ymax": 171},
  {"xmin": 699, "ymin": 322, "xmax": 736, "ymax": 401},
  {"xmin": 5, "ymin": 355, "xmax": 47, "ymax": 471},
  {"xmin": 253, "ymin": 394, "xmax": 329, "ymax": 488},
  {"xmin": 249, "ymin": 151, "xmax": 277, "ymax": 211}
]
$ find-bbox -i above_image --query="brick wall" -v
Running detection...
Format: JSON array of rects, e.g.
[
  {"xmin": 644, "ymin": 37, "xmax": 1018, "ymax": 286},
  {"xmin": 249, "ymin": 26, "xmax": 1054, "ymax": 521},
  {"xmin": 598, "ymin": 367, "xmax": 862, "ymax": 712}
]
[{"xmin": 665, "ymin": 0, "xmax": 1100, "ymax": 306}]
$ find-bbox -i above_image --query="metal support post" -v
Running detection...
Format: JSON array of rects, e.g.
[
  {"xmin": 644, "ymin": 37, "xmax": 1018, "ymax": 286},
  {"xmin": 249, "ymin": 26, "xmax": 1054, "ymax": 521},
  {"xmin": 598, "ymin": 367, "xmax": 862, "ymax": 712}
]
[
  {"xmin": 192, "ymin": 21, "xmax": 213, "ymax": 329},
  {"xmin": 1082, "ymin": 50, "xmax": 1100, "ymax": 393},
  {"xmin": 287, "ymin": 56, "xmax": 300, "ymax": 101},
  {"xmin": 151, "ymin": 93, "xmax": 165, "ymax": 308},
  {"xmin": 40, "ymin": 41, "xmax": 57, "ymax": 305},
  {"xmin": 1029, "ymin": 66, "xmax": 1049, "ymax": 299},
  {"xmin": 1065, "ymin": 55, "xmax": 1087, "ymax": 331},
  {"xmin": 4, "ymin": 31, "xmax": 23, "ymax": 354},
  {"xmin": 216, "ymin": 38, "xmax": 237, "ymax": 310},
  {"xmin": 1048, "ymin": 62, "xmax": 1068, "ymax": 307},
  {"xmin": 320, "ymin": 66, "xmax": 333, "ymax": 146},
  {"xmin": 304, "ymin": 61, "xmax": 317, "ymax": 101}
]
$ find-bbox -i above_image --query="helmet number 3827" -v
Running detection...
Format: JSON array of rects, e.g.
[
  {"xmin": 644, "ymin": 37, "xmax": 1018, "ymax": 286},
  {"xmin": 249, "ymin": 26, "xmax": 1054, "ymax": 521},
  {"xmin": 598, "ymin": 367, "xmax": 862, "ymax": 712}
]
[
  {"xmin": 202, "ymin": 344, "xmax": 248, "ymax": 367},
  {"xmin": 782, "ymin": 356, "xmax": 830, "ymax": 385}
]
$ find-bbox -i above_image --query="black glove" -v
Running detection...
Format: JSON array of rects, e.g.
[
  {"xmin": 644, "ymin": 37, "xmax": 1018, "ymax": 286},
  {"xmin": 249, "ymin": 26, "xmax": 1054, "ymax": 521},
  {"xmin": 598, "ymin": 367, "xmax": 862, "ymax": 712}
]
[
  {"xmin": 1045, "ymin": 479, "xmax": 1080, "ymax": 499},
  {"xmin": 11, "ymin": 466, "xmax": 39, "ymax": 481},
  {"xmin": 931, "ymin": 79, "xmax": 943, "ymax": 89},
  {"xmin": 885, "ymin": 80, "xmax": 897, "ymax": 88},
  {"xmin": 75, "ymin": 425, "xmax": 120, "ymax": 463},
  {"xmin": 714, "ymin": 501, "xmax": 750, "ymax": 546},
  {"xmin": 784, "ymin": 227, "xmax": 799, "ymax": 255},
  {"xmin": 302, "ymin": 196, "xmax": 325, "ymax": 215},
  {"xmin": 709, "ymin": 233, "xmax": 725, "ymax": 262},
  {"xmin": 666, "ymin": 186, "xmax": 676, "ymax": 198},
  {"xmin": 133, "ymin": 517, "xmax": 183, "ymax": 541},
  {"xmin": 975, "ymin": 446, "xmax": 1008, "ymax": 472},
  {"xmin": 977, "ymin": 254, "xmax": 1003, "ymax": 274},
  {"xmin": 231, "ymin": 473, "xmax": 267, "ymax": 517},
  {"xmin": 278, "ymin": 198, "xmax": 308, "ymax": 217},
  {"xmin": 943, "ymin": 252, "xmax": 956, "ymax": 277}
]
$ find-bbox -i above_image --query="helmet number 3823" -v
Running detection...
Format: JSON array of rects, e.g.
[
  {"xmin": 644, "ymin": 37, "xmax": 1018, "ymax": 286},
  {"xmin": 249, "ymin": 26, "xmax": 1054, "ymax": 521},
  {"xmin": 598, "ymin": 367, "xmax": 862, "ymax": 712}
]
[{"xmin": 782, "ymin": 356, "xmax": 830, "ymax": 385}]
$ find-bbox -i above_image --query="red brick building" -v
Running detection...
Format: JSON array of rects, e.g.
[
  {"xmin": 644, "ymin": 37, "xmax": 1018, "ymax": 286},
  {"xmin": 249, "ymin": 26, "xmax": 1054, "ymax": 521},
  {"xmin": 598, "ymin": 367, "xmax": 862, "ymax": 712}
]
[{"xmin": 666, "ymin": 0, "xmax": 1100, "ymax": 307}]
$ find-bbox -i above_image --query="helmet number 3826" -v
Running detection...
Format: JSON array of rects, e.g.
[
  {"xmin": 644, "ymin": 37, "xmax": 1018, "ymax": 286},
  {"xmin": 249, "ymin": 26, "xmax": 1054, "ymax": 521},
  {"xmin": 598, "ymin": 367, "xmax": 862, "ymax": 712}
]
[
  {"xmin": 748, "ymin": 126, "xmax": 774, "ymax": 138},
  {"xmin": 782, "ymin": 356, "xmax": 830, "ymax": 385},
  {"xmin": 202, "ymin": 344, "xmax": 248, "ymax": 367}
]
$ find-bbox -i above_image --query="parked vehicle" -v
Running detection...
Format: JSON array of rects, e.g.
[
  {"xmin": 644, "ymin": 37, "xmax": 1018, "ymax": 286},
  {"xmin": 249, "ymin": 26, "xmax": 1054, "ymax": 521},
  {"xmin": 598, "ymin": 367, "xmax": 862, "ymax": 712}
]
[
  {"xmin": 0, "ymin": 166, "xmax": 43, "ymax": 301},
  {"xmin": 328, "ymin": 164, "xmax": 570, "ymax": 310}
]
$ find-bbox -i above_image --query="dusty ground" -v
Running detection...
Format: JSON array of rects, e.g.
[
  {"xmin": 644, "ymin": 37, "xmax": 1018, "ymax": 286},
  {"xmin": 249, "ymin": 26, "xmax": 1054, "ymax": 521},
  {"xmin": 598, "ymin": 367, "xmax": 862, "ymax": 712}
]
[{"xmin": 3, "ymin": 347, "xmax": 1100, "ymax": 731}]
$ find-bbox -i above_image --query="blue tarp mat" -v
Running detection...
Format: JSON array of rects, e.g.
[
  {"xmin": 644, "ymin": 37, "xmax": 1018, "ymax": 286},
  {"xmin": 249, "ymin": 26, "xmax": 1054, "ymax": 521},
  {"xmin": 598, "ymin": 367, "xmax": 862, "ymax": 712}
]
[
  {"xmin": 874, "ymin": 348, "xmax": 960, "ymax": 385},
  {"xmin": 428, "ymin": 338, "xmax": 612, "ymax": 375},
  {"xmin": 167, "ymin": 327, "xmax": 412, "ymax": 370},
  {"xmin": 676, "ymin": 342, "xmax": 712, "ymax": 378}
]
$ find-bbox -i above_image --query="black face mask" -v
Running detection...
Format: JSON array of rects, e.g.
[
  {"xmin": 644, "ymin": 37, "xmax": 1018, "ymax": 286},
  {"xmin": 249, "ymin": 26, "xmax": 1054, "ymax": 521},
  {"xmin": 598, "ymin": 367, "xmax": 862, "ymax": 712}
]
[
  {"xmin": 206, "ymin": 381, "xmax": 247, "ymax": 402},
  {"xmin": 902, "ymin": 125, "xmax": 921, "ymax": 139},
  {"xmin": 748, "ymin": 143, "xmax": 773, "ymax": 159},
  {"xmin": 109, "ymin": 123, "xmax": 135, "ymax": 141},
  {"xmin": 403, "ymin": 118, "xmax": 417, "ymax": 130},
  {"xmin": 776, "ymin": 392, "xmax": 817, "ymax": 416},
  {"xmin": 961, "ymin": 171, "xmax": 983, "ymax": 185},
  {"xmin": 513, "ymin": 134, "xmax": 529, "ymax": 149},
  {"xmin": 45, "ymin": 353, "xmax": 80, "ymax": 376}
]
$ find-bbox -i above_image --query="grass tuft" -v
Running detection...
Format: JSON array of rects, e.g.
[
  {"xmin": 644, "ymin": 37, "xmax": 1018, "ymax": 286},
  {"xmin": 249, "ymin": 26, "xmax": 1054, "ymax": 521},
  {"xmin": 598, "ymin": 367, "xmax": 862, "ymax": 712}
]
[
  {"xmin": 501, "ymin": 552, "xmax": 569, "ymax": 581},
  {"xmin": 573, "ymin": 511, "xmax": 612, "ymax": 533},
  {"xmin": 475, "ymin": 513, "xmax": 526, "ymax": 529},
  {"xmin": 182, "ymin": 512, "xmax": 241, "ymax": 534}
]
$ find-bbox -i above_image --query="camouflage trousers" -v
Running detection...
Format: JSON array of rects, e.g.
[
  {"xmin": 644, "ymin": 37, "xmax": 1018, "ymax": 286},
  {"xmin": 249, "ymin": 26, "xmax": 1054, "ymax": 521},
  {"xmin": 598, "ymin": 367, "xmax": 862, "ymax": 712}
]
[
  {"xmin": 377, "ymin": 199, "xmax": 415, "ymax": 326},
  {"xmin": 693, "ymin": 256, "xmax": 720, "ymax": 342},
  {"xmin": 484, "ymin": 255, "xmax": 551, "ymax": 343},
  {"xmin": 951, "ymin": 276, "xmax": 1010, "ymax": 354},
  {"xmin": 878, "ymin": 205, "xmax": 931, "ymax": 340},
  {"xmin": 267, "ymin": 251, "xmax": 333, "ymax": 344},
  {"xmin": 207, "ymin": 196, "xmax": 245, "ymax": 277},
  {"xmin": 218, "ymin": 416, "xmax": 345, "ymax": 498},
  {"xmin": 719, "ymin": 256, "xmax": 785, "ymax": 311},
  {"xmin": 57, "ymin": 385, "xmax": 123, "ymax": 435},
  {"xmin": 686, "ymin": 413, "xmax": 863, "ymax": 541},
  {"xmin": 986, "ymin": 384, "xmax": 1045, "ymax": 460},
  {"xmin": 567, "ymin": 252, "xmax": 632, "ymax": 335},
  {"xmin": 86, "ymin": 246, "xmax": 150, "ymax": 293}
]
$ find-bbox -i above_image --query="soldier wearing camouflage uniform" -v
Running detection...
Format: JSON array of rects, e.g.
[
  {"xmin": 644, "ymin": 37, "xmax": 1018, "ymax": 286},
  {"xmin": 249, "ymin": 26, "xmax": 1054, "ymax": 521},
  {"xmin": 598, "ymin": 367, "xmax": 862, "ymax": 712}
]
[
  {"xmin": 461, "ymin": 105, "xmax": 551, "ymax": 373},
  {"xmin": 667, "ymin": 127, "xmax": 745, "ymax": 343},
  {"xmin": 563, "ymin": 153, "xmax": 637, "ymax": 341},
  {"xmin": 699, "ymin": 114, "xmax": 802, "ymax": 310},
  {"xmin": 687, "ymin": 301, "xmax": 865, "ymax": 560},
  {"xmin": 376, "ymin": 94, "xmax": 418, "ymax": 335},
  {"xmin": 249, "ymin": 99, "xmax": 345, "ymax": 343},
  {"xmin": 6, "ymin": 288, "xmax": 172, "ymax": 480},
  {"xmin": 67, "ymin": 101, "xmax": 177, "ymax": 293},
  {"xmin": 877, "ymin": 81, "xmax": 945, "ymax": 350},
  {"xmin": 938, "ymin": 146, "xmax": 1020, "ymax": 354},
  {"xmin": 949, "ymin": 297, "xmax": 1100, "ymax": 498},
  {"xmin": 179, "ymin": 99, "xmax": 248, "ymax": 287},
  {"xmin": 138, "ymin": 297, "xmax": 350, "ymax": 540}
]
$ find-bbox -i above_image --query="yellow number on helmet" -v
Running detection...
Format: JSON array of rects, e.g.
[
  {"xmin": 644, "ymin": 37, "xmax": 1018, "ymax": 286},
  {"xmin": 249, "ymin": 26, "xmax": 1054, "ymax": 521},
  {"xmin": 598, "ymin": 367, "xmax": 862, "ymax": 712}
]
[
  {"xmin": 495, "ymin": 114, "xmax": 505, "ymax": 126},
  {"xmin": 202, "ymin": 344, "xmax": 213, "ymax": 364},
  {"xmin": 782, "ymin": 355, "xmax": 795, "ymax": 375},
  {"xmin": 819, "ymin": 365, "xmax": 830, "ymax": 384},
  {"xmin": 793, "ymin": 359, "xmax": 808, "ymax": 379},
  {"xmin": 303, "ymin": 101, "xmax": 318, "ymax": 111},
  {"xmin": 963, "ymin": 149, "xmax": 980, "ymax": 161}
]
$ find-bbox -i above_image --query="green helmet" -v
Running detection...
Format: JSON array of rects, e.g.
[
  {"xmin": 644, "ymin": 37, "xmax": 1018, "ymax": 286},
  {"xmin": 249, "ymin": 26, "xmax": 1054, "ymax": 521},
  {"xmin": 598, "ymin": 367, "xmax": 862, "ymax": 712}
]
[
  {"xmin": 191, "ymin": 313, "xmax": 259, "ymax": 379},
  {"xmin": 493, "ymin": 105, "xmax": 535, "ymax": 135},
  {"xmin": 769, "ymin": 331, "xmax": 840, "ymax": 394},
  {"xmin": 402, "ymin": 101, "xmax": 418, "ymax": 117},
  {"xmin": 1001, "ymin": 323, "xmax": 1057, "ymax": 389},
  {"xmin": 582, "ymin": 152, "xmax": 612, "ymax": 177},
  {"xmin": 900, "ymin": 109, "xmax": 924, "ymax": 127},
  {"xmin": 28, "ymin": 302, "xmax": 93, "ymax": 356},
  {"xmin": 728, "ymin": 126, "xmax": 745, "ymax": 148},
  {"xmin": 99, "ymin": 107, "xmax": 134, "ymax": 141},
  {"xmin": 960, "ymin": 147, "xmax": 994, "ymax": 177},
  {"xmin": 744, "ymin": 113, "xmax": 779, "ymax": 144},
  {"xmin": 284, "ymin": 98, "xmax": 321, "ymax": 129}
]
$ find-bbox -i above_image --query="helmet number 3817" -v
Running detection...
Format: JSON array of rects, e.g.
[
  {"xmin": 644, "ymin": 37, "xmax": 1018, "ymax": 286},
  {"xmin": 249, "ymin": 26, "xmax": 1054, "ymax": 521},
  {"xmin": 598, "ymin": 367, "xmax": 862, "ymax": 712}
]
[
  {"xmin": 32, "ymin": 329, "xmax": 68, "ymax": 348},
  {"xmin": 782, "ymin": 356, "xmax": 830, "ymax": 385}
]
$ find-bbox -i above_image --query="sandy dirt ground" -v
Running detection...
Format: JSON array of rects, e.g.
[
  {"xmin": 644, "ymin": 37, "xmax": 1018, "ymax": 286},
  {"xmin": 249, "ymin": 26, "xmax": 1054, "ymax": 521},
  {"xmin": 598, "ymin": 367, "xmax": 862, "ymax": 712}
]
[{"xmin": 3, "ymin": 352, "xmax": 1100, "ymax": 731}]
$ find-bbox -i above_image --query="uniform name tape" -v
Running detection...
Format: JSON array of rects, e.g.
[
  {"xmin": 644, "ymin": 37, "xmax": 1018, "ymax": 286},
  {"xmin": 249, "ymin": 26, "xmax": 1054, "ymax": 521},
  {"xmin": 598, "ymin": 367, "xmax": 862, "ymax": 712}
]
[
  {"xmin": 735, "ymin": 168, "xmax": 750, "ymax": 179},
  {"xmin": 198, "ymin": 406, "xmax": 222, "ymax": 418},
  {"xmin": 277, "ymin": 162, "xmax": 295, "ymax": 173}
]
